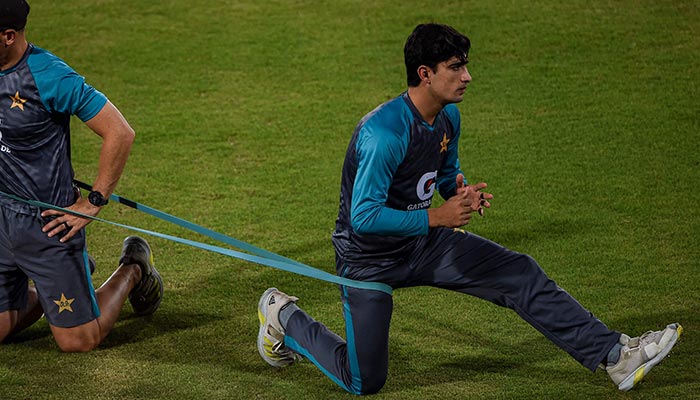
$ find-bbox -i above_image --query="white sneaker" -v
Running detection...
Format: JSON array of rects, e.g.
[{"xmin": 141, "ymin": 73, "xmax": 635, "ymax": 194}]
[
  {"xmin": 257, "ymin": 287, "xmax": 302, "ymax": 368},
  {"xmin": 606, "ymin": 323, "xmax": 682, "ymax": 391}
]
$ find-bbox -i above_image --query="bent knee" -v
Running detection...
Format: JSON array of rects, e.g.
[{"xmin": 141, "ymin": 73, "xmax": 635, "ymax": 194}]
[
  {"xmin": 0, "ymin": 311, "xmax": 18, "ymax": 343},
  {"xmin": 51, "ymin": 322, "xmax": 101, "ymax": 352},
  {"xmin": 358, "ymin": 381, "xmax": 386, "ymax": 395},
  {"xmin": 0, "ymin": 325, "xmax": 10, "ymax": 344},
  {"xmin": 517, "ymin": 254, "xmax": 545, "ymax": 275},
  {"xmin": 354, "ymin": 373, "xmax": 387, "ymax": 395},
  {"xmin": 56, "ymin": 335, "xmax": 100, "ymax": 352}
]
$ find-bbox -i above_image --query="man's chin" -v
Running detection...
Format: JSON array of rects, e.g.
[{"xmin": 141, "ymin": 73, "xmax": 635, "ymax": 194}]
[{"xmin": 449, "ymin": 95, "xmax": 465, "ymax": 104}]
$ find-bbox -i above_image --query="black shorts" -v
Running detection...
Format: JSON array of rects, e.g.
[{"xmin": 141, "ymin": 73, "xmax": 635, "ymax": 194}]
[{"xmin": 0, "ymin": 198, "xmax": 100, "ymax": 328}]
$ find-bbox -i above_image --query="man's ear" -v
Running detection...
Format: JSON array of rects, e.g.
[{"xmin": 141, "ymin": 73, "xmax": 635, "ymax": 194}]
[
  {"xmin": 417, "ymin": 65, "xmax": 432, "ymax": 84},
  {"xmin": 2, "ymin": 30, "xmax": 17, "ymax": 47}
]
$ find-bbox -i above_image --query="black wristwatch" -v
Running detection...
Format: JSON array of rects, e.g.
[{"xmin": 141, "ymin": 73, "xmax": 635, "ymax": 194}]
[{"xmin": 88, "ymin": 190, "xmax": 109, "ymax": 207}]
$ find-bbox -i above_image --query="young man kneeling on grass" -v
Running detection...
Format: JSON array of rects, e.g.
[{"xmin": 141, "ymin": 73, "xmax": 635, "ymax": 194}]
[{"xmin": 255, "ymin": 23, "xmax": 682, "ymax": 394}]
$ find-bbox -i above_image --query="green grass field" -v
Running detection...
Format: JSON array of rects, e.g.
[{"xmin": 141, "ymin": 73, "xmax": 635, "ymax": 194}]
[{"xmin": 1, "ymin": 0, "xmax": 698, "ymax": 399}]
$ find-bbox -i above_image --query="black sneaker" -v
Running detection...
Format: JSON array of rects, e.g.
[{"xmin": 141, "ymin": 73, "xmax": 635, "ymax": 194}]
[{"xmin": 119, "ymin": 236, "xmax": 163, "ymax": 316}]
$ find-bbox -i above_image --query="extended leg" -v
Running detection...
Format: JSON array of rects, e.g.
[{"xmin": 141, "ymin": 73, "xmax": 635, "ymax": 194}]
[{"xmin": 409, "ymin": 228, "xmax": 619, "ymax": 370}]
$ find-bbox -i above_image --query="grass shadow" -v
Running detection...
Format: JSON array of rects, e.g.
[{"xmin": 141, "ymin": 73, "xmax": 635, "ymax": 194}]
[
  {"xmin": 381, "ymin": 305, "xmax": 697, "ymax": 394},
  {"xmin": 484, "ymin": 217, "xmax": 593, "ymax": 250},
  {"xmin": 3, "ymin": 308, "xmax": 222, "ymax": 350}
]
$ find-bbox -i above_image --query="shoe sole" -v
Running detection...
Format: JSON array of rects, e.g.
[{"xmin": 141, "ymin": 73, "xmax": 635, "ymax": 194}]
[
  {"xmin": 132, "ymin": 267, "xmax": 163, "ymax": 316},
  {"xmin": 123, "ymin": 237, "xmax": 163, "ymax": 316},
  {"xmin": 618, "ymin": 324, "xmax": 683, "ymax": 391}
]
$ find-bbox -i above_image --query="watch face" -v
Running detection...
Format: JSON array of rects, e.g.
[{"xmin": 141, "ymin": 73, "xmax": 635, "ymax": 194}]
[{"xmin": 89, "ymin": 191, "xmax": 107, "ymax": 206}]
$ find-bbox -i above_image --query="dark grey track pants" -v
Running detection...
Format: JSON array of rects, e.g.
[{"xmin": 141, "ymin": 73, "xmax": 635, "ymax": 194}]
[{"xmin": 284, "ymin": 228, "xmax": 620, "ymax": 394}]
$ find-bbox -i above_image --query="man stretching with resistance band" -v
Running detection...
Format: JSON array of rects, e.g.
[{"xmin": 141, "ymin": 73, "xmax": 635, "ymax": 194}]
[
  {"xmin": 0, "ymin": 0, "xmax": 163, "ymax": 351},
  {"xmin": 256, "ymin": 23, "xmax": 682, "ymax": 393}
]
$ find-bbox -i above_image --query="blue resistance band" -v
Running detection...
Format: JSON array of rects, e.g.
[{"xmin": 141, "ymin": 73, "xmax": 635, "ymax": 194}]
[
  {"xmin": 1, "ymin": 186, "xmax": 393, "ymax": 295},
  {"xmin": 73, "ymin": 181, "xmax": 310, "ymax": 269}
]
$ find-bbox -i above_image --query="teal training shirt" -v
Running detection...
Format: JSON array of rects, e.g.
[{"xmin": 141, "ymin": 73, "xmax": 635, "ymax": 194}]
[
  {"xmin": 332, "ymin": 92, "xmax": 464, "ymax": 265},
  {"xmin": 0, "ymin": 44, "xmax": 107, "ymax": 207}
]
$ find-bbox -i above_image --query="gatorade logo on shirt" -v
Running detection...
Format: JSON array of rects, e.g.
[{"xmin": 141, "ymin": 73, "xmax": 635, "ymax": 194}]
[{"xmin": 416, "ymin": 170, "xmax": 437, "ymax": 201}]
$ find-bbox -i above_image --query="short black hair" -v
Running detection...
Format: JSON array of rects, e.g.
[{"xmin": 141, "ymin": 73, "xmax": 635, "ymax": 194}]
[
  {"xmin": 0, "ymin": 0, "xmax": 30, "ymax": 31},
  {"xmin": 404, "ymin": 23, "xmax": 471, "ymax": 87}
]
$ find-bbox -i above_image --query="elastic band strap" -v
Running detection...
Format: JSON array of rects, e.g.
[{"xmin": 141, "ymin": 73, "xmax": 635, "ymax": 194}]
[
  {"xmin": 2, "ymin": 188, "xmax": 393, "ymax": 295},
  {"xmin": 73, "ymin": 180, "xmax": 307, "ymax": 268}
]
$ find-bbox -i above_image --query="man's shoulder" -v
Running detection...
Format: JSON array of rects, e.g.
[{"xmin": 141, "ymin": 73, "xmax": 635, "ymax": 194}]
[
  {"xmin": 441, "ymin": 103, "xmax": 461, "ymax": 128},
  {"xmin": 359, "ymin": 95, "xmax": 412, "ymax": 136},
  {"xmin": 26, "ymin": 45, "xmax": 75, "ymax": 76}
]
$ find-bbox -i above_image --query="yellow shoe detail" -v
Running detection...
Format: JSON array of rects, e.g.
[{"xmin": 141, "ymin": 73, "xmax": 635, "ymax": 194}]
[{"xmin": 633, "ymin": 367, "xmax": 645, "ymax": 385}]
